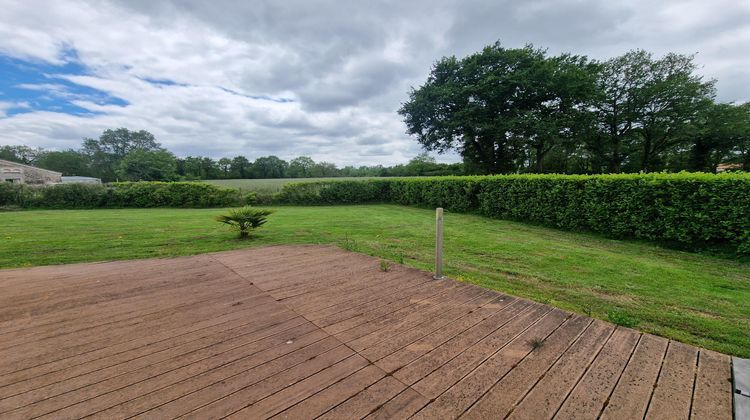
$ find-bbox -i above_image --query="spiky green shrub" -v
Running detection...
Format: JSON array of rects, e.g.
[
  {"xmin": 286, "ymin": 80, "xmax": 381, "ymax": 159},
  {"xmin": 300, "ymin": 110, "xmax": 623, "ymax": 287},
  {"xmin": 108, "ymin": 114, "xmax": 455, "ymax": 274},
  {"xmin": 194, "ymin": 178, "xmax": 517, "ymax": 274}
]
[{"xmin": 215, "ymin": 206, "xmax": 273, "ymax": 238}]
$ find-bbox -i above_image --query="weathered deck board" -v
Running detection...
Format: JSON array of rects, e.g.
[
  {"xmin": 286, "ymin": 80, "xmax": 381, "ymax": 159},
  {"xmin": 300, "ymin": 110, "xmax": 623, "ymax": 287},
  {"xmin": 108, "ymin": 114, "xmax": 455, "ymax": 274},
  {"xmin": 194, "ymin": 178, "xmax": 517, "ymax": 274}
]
[
  {"xmin": 553, "ymin": 327, "xmax": 640, "ymax": 419},
  {"xmin": 600, "ymin": 334, "xmax": 669, "ymax": 419},
  {"xmin": 0, "ymin": 245, "xmax": 734, "ymax": 419},
  {"xmin": 644, "ymin": 341, "xmax": 698, "ymax": 420},
  {"xmin": 491, "ymin": 320, "xmax": 615, "ymax": 419},
  {"xmin": 691, "ymin": 349, "xmax": 733, "ymax": 420}
]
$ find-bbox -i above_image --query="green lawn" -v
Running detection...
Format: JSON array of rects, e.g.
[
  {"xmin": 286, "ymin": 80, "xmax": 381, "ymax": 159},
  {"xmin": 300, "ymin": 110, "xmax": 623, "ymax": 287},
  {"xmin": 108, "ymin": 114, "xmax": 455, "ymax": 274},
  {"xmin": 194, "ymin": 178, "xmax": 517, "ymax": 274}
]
[
  {"xmin": 202, "ymin": 177, "xmax": 377, "ymax": 193},
  {"xmin": 1, "ymin": 205, "xmax": 749, "ymax": 357}
]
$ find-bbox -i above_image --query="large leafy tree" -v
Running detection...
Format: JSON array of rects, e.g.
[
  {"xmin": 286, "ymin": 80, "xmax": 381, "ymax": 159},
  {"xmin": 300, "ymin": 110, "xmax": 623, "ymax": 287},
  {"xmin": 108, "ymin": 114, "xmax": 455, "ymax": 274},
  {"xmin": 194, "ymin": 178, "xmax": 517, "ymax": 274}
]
[
  {"xmin": 405, "ymin": 152, "xmax": 437, "ymax": 175},
  {"xmin": 399, "ymin": 43, "xmax": 599, "ymax": 173},
  {"xmin": 230, "ymin": 156, "xmax": 251, "ymax": 178},
  {"xmin": 288, "ymin": 156, "xmax": 316, "ymax": 178},
  {"xmin": 633, "ymin": 53, "xmax": 716, "ymax": 171},
  {"xmin": 252, "ymin": 156, "xmax": 288, "ymax": 178},
  {"xmin": 0, "ymin": 145, "xmax": 43, "ymax": 165},
  {"xmin": 310, "ymin": 161, "xmax": 338, "ymax": 177},
  {"xmin": 587, "ymin": 50, "xmax": 651, "ymax": 173},
  {"xmin": 179, "ymin": 156, "xmax": 220, "ymax": 179},
  {"xmin": 589, "ymin": 50, "xmax": 716, "ymax": 172},
  {"xmin": 116, "ymin": 149, "xmax": 178, "ymax": 181},
  {"xmin": 682, "ymin": 102, "xmax": 749, "ymax": 171},
  {"xmin": 201, "ymin": 157, "xmax": 221, "ymax": 179},
  {"xmin": 218, "ymin": 158, "xmax": 232, "ymax": 178},
  {"xmin": 178, "ymin": 156, "xmax": 202, "ymax": 179},
  {"xmin": 517, "ymin": 54, "xmax": 601, "ymax": 172},
  {"xmin": 82, "ymin": 128, "xmax": 163, "ymax": 181},
  {"xmin": 36, "ymin": 150, "xmax": 92, "ymax": 176},
  {"xmin": 725, "ymin": 103, "xmax": 750, "ymax": 171}
]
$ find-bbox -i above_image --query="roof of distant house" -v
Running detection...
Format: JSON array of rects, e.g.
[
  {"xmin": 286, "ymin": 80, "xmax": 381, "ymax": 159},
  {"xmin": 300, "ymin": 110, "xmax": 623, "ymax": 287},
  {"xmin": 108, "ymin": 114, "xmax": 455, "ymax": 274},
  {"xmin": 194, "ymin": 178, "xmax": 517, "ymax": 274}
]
[
  {"xmin": 60, "ymin": 176, "xmax": 102, "ymax": 183},
  {"xmin": 0, "ymin": 158, "xmax": 63, "ymax": 175}
]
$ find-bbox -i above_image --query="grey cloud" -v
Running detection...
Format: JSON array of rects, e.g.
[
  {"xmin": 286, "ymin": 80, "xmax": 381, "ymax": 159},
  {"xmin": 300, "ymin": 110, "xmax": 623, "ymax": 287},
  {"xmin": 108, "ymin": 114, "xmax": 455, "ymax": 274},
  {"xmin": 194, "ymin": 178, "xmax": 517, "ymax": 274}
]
[
  {"xmin": 355, "ymin": 136, "xmax": 385, "ymax": 146},
  {"xmin": 358, "ymin": 149, "xmax": 392, "ymax": 157},
  {"xmin": 447, "ymin": 0, "xmax": 633, "ymax": 52},
  {"xmin": 297, "ymin": 59, "xmax": 415, "ymax": 112}
]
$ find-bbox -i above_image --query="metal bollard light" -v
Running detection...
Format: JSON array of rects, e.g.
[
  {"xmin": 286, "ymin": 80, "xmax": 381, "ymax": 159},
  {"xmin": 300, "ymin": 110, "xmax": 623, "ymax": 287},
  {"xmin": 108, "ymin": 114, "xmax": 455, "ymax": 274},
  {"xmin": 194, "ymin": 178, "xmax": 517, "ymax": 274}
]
[{"xmin": 434, "ymin": 207, "xmax": 445, "ymax": 280}]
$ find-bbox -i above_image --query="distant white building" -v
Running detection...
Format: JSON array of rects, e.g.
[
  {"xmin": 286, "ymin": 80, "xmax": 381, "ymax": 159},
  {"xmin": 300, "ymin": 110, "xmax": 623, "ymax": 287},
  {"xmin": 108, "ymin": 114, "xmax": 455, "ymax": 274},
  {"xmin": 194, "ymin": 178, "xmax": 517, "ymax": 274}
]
[
  {"xmin": 61, "ymin": 176, "xmax": 102, "ymax": 184},
  {"xmin": 0, "ymin": 159, "xmax": 62, "ymax": 185}
]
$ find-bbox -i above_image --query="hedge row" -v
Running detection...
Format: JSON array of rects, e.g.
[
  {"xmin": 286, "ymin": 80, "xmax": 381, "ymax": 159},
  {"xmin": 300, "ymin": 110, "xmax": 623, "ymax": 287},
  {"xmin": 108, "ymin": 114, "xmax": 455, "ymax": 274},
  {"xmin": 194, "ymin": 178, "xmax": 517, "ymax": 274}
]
[
  {"xmin": 0, "ymin": 182, "xmax": 243, "ymax": 209},
  {"xmin": 277, "ymin": 173, "xmax": 750, "ymax": 254}
]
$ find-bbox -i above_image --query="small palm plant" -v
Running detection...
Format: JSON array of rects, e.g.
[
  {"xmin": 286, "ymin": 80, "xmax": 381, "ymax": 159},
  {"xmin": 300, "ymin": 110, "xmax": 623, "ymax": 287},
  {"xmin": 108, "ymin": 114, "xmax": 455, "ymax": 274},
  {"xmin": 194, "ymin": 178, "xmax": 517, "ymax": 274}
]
[{"xmin": 215, "ymin": 206, "xmax": 273, "ymax": 239}]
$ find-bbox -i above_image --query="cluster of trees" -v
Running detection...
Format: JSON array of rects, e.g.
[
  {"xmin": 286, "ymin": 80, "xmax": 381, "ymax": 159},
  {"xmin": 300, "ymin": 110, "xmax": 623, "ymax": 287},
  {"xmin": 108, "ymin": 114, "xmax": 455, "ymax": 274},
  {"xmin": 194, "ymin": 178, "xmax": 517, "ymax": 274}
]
[
  {"xmin": 1, "ymin": 130, "xmax": 462, "ymax": 182},
  {"xmin": 400, "ymin": 43, "xmax": 750, "ymax": 174},
  {"xmin": 1, "ymin": 129, "xmax": 179, "ymax": 182}
]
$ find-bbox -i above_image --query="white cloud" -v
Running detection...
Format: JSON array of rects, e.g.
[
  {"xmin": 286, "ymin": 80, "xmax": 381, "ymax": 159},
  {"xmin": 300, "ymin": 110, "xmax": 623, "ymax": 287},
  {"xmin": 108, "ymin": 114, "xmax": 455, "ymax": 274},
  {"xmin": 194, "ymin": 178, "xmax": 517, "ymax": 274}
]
[
  {"xmin": 0, "ymin": 102, "xmax": 11, "ymax": 118},
  {"xmin": 0, "ymin": 101, "xmax": 30, "ymax": 119},
  {"xmin": 0, "ymin": 0, "xmax": 748, "ymax": 164}
]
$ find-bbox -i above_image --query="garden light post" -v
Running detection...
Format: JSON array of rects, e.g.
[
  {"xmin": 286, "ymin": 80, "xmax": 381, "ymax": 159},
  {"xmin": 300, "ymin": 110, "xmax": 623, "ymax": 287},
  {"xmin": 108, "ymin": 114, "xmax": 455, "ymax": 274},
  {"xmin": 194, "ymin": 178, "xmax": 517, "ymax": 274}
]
[{"xmin": 434, "ymin": 207, "xmax": 445, "ymax": 280}]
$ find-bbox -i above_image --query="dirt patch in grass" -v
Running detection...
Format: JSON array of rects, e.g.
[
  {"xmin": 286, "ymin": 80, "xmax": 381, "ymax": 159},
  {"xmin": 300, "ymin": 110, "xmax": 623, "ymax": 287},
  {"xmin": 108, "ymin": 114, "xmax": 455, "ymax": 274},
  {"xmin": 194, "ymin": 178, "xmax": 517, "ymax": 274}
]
[{"xmin": 588, "ymin": 287, "xmax": 639, "ymax": 306}]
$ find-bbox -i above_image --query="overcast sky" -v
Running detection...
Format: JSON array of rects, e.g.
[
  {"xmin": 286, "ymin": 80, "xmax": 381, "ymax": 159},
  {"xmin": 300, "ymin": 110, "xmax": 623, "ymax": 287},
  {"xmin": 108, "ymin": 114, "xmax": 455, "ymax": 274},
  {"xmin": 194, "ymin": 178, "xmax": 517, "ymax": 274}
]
[{"xmin": 1, "ymin": 0, "xmax": 749, "ymax": 165}]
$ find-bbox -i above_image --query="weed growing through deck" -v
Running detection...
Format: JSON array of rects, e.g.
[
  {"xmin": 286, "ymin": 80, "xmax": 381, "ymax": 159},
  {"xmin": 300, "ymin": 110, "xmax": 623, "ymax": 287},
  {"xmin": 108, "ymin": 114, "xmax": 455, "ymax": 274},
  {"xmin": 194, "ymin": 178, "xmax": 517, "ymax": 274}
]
[
  {"xmin": 528, "ymin": 337, "xmax": 545, "ymax": 350},
  {"xmin": 380, "ymin": 260, "xmax": 391, "ymax": 272},
  {"xmin": 340, "ymin": 235, "xmax": 358, "ymax": 252},
  {"xmin": 608, "ymin": 309, "xmax": 639, "ymax": 328}
]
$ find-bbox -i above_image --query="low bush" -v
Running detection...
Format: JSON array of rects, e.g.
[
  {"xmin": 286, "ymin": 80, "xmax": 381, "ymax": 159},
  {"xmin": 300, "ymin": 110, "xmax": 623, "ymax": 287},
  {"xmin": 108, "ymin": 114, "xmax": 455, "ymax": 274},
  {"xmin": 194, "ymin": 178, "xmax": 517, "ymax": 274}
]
[
  {"xmin": 277, "ymin": 172, "xmax": 750, "ymax": 254},
  {"xmin": 245, "ymin": 191, "xmax": 277, "ymax": 206},
  {"xmin": 277, "ymin": 180, "xmax": 391, "ymax": 204},
  {"xmin": 0, "ymin": 183, "xmax": 34, "ymax": 207},
  {"xmin": 37, "ymin": 183, "xmax": 108, "ymax": 208},
  {"xmin": 107, "ymin": 182, "xmax": 241, "ymax": 208},
  {"xmin": 0, "ymin": 181, "xmax": 242, "ymax": 209}
]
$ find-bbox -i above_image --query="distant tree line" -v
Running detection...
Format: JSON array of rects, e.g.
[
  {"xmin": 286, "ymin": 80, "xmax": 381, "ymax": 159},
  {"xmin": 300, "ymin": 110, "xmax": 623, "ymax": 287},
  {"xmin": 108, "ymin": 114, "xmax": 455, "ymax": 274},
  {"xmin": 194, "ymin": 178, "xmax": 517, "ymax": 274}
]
[
  {"xmin": 400, "ymin": 43, "xmax": 750, "ymax": 174},
  {"xmin": 0, "ymin": 129, "xmax": 463, "ymax": 182}
]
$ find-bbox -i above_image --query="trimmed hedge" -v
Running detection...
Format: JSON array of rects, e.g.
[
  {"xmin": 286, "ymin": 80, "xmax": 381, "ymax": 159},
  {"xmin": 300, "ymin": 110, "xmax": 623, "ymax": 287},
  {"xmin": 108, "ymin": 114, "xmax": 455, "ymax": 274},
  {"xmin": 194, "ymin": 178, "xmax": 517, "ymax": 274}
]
[
  {"xmin": 36, "ymin": 183, "xmax": 109, "ymax": 208},
  {"xmin": 0, "ymin": 182, "xmax": 242, "ymax": 209},
  {"xmin": 0, "ymin": 182, "xmax": 34, "ymax": 207},
  {"xmin": 107, "ymin": 182, "xmax": 241, "ymax": 208},
  {"xmin": 278, "ymin": 173, "xmax": 750, "ymax": 254},
  {"xmin": 275, "ymin": 180, "xmax": 391, "ymax": 205}
]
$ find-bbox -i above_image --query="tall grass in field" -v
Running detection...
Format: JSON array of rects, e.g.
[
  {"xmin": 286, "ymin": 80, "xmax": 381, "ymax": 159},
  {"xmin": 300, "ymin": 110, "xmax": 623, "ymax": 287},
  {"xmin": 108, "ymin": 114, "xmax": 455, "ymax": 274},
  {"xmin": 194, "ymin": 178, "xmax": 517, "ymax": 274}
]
[{"xmin": 201, "ymin": 177, "xmax": 378, "ymax": 194}]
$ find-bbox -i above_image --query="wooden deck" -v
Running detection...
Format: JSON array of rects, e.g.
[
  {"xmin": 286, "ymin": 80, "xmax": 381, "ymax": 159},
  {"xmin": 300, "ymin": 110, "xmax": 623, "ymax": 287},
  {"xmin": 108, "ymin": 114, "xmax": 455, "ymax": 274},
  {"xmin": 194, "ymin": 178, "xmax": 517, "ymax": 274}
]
[{"xmin": 0, "ymin": 245, "xmax": 734, "ymax": 419}]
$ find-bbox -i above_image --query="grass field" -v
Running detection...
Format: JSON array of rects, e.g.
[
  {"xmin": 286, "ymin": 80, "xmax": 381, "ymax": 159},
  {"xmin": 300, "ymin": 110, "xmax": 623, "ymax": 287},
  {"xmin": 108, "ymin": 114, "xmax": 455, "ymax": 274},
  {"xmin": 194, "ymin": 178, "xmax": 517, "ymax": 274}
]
[
  {"xmin": 1, "ymin": 205, "xmax": 749, "ymax": 357},
  {"xmin": 202, "ymin": 177, "xmax": 376, "ymax": 193}
]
